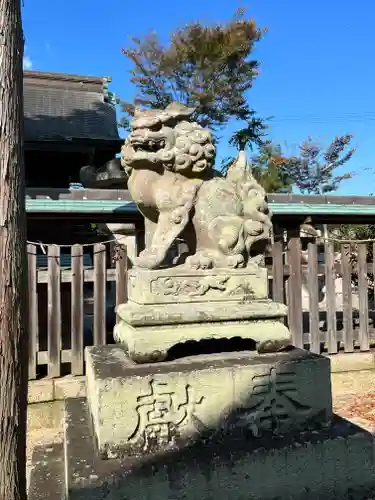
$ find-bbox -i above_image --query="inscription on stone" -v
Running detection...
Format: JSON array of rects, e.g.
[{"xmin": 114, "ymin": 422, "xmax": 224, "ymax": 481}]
[
  {"xmin": 129, "ymin": 379, "xmax": 204, "ymax": 447},
  {"xmin": 238, "ymin": 367, "xmax": 312, "ymax": 435}
]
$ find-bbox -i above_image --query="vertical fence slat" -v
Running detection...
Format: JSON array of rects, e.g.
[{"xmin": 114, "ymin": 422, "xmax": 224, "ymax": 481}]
[
  {"xmin": 272, "ymin": 240, "xmax": 284, "ymax": 304},
  {"xmin": 287, "ymin": 229, "xmax": 303, "ymax": 348},
  {"xmin": 307, "ymin": 241, "xmax": 320, "ymax": 354},
  {"xmin": 358, "ymin": 243, "xmax": 369, "ymax": 351},
  {"xmin": 71, "ymin": 245, "xmax": 84, "ymax": 375},
  {"xmin": 324, "ymin": 240, "xmax": 337, "ymax": 354},
  {"xmin": 341, "ymin": 243, "xmax": 353, "ymax": 352},
  {"xmin": 94, "ymin": 243, "xmax": 106, "ymax": 346},
  {"xmin": 48, "ymin": 245, "xmax": 61, "ymax": 378},
  {"xmin": 115, "ymin": 244, "xmax": 128, "ymax": 320},
  {"xmin": 28, "ymin": 244, "xmax": 38, "ymax": 379}
]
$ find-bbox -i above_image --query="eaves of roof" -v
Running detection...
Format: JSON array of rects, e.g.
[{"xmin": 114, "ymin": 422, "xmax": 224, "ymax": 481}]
[{"xmin": 25, "ymin": 199, "xmax": 375, "ymax": 216}]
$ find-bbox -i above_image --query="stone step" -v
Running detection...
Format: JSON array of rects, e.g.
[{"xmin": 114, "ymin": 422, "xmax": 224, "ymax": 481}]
[
  {"xmin": 62, "ymin": 398, "xmax": 375, "ymax": 500},
  {"xmin": 28, "ymin": 442, "xmax": 65, "ymax": 500}
]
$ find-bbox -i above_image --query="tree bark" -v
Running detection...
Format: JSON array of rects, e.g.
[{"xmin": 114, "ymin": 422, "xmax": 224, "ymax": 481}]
[{"xmin": 0, "ymin": 1, "xmax": 28, "ymax": 499}]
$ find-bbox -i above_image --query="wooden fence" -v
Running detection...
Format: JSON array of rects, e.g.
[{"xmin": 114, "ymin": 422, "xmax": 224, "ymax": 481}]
[
  {"xmin": 27, "ymin": 237, "xmax": 375, "ymax": 380},
  {"xmin": 27, "ymin": 242, "xmax": 128, "ymax": 380}
]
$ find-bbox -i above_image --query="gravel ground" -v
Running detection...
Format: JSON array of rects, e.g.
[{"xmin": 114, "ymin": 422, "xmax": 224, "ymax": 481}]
[{"xmin": 331, "ymin": 369, "xmax": 375, "ymax": 432}]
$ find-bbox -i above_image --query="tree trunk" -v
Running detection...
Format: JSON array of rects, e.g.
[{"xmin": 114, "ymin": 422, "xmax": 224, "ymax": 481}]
[{"xmin": 0, "ymin": 0, "xmax": 28, "ymax": 499}]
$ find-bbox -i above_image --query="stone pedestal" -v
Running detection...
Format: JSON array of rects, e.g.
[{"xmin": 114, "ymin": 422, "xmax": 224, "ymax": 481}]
[
  {"xmin": 86, "ymin": 345, "xmax": 332, "ymax": 459},
  {"xmin": 28, "ymin": 346, "xmax": 375, "ymax": 500},
  {"xmin": 114, "ymin": 265, "xmax": 292, "ymax": 361}
]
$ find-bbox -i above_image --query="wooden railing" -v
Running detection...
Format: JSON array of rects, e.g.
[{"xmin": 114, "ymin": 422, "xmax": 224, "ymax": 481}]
[{"xmin": 27, "ymin": 237, "xmax": 375, "ymax": 380}]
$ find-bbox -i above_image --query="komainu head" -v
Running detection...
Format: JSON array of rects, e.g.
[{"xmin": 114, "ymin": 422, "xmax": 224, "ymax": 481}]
[{"xmin": 121, "ymin": 102, "xmax": 216, "ymax": 177}]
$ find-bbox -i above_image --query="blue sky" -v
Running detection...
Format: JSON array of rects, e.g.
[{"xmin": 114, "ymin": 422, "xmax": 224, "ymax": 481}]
[{"xmin": 22, "ymin": 0, "xmax": 375, "ymax": 195}]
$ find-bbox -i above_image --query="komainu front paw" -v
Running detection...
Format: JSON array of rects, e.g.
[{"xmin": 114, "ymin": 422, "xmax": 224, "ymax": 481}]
[
  {"xmin": 185, "ymin": 251, "xmax": 245, "ymax": 270},
  {"xmin": 185, "ymin": 252, "xmax": 214, "ymax": 269},
  {"xmin": 134, "ymin": 249, "xmax": 161, "ymax": 269},
  {"xmin": 226, "ymin": 254, "xmax": 245, "ymax": 268},
  {"xmin": 257, "ymin": 338, "xmax": 292, "ymax": 354}
]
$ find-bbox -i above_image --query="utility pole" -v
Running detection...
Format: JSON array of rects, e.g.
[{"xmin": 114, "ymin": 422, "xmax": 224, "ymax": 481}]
[{"xmin": 0, "ymin": 0, "xmax": 29, "ymax": 499}]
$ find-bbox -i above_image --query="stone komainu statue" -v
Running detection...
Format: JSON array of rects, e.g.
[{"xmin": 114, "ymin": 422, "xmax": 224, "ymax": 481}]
[{"xmin": 121, "ymin": 102, "xmax": 272, "ymax": 270}]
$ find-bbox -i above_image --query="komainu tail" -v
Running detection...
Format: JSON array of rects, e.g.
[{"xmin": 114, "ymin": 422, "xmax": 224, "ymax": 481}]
[{"xmin": 226, "ymin": 152, "xmax": 272, "ymax": 260}]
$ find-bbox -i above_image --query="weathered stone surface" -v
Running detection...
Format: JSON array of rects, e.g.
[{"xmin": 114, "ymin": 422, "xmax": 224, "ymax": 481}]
[
  {"xmin": 116, "ymin": 299, "xmax": 287, "ymax": 326},
  {"xmin": 121, "ymin": 103, "xmax": 271, "ymax": 270},
  {"xmin": 117, "ymin": 265, "xmax": 290, "ymax": 359},
  {"xmin": 116, "ymin": 266, "xmax": 290, "ymax": 360},
  {"xmin": 28, "ymin": 443, "xmax": 65, "ymax": 500},
  {"xmin": 61, "ymin": 398, "xmax": 375, "ymax": 500},
  {"xmin": 86, "ymin": 346, "xmax": 332, "ymax": 458},
  {"xmin": 113, "ymin": 103, "xmax": 293, "ymax": 357},
  {"xmin": 114, "ymin": 314, "xmax": 291, "ymax": 362},
  {"xmin": 127, "ymin": 265, "xmax": 268, "ymax": 304}
]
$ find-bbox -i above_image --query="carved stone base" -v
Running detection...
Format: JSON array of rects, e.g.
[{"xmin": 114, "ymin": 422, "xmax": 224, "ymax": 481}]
[
  {"xmin": 114, "ymin": 302, "xmax": 291, "ymax": 362},
  {"xmin": 128, "ymin": 265, "xmax": 269, "ymax": 305},
  {"xmin": 86, "ymin": 345, "xmax": 332, "ymax": 459},
  {"xmin": 116, "ymin": 299, "xmax": 288, "ymax": 326},
  {"xmin": 116, "ymin": 265, "xmax": 291, "ymax": 362}
]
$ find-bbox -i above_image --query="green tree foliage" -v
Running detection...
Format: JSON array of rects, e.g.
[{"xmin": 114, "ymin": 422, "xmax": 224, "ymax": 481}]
[
  {"xmin": 334, "ymin": 222, "xmax": 375, "ymax": 298},
  {"xmin": 251, "ymin": 143, "xmax": 293, "ymax": 193},
  {"xmin": 226, "ymin": 109, "xmax": 269, "ymax": 151},
  {"xmin": 286, "ymin": 135, "xmax": 355, "ymax": 195},
  {"xmin": 336, "ymin": 223, "xmax": 375, "ymax": 259},
  {"xmin": 103, "ymin": 82, "xmax": 120, "ymax": 107},
  {"xmin": 121, "ymin": 7, "xmax": 267, "ymax": 148},
  {"xmin": 338, "ymin": 223, "xmax": 375, "ymax": 241}
]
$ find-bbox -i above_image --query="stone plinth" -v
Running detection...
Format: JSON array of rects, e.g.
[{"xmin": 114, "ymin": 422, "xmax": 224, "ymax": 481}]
[
  {"xmin": 114, "ymin": 266, "xmax": 291, "ymax": 361},
  {"xmin": 114, "ymin": 300, "xmax": 290, "ymax": 362},
  {"xmin": 86, "ymin": 345, "xmax": 332, "ymax": 459},
  {"xmin": 127, "ymin": 266, "xmax": 268, "ymax": 304}
]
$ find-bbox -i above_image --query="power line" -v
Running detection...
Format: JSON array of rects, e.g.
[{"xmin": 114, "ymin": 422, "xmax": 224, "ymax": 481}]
[
  {"xmin": 273, "ymin": 111, "xmax": 375, "ymax": 119},
  {"xmin": 269, "ymin": 112, "xmax": 375, "ymax": 124}
]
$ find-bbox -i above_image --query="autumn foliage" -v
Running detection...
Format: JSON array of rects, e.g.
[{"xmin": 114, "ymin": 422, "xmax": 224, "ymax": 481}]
[{"xmin": 121, "ymin": 8, "xmax": 267, "ymax": 148}]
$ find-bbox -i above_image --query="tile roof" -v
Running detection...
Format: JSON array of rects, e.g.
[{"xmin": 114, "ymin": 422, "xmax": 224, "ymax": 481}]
[{"xmin": 23, "ymin": 70, "xmax": 121, "ymax": 142}]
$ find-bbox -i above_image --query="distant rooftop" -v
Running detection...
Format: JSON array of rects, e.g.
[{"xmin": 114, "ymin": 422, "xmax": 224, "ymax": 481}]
[{"xmin": 23, "ymin": 70, "xmax": 121, "ymax": 143}]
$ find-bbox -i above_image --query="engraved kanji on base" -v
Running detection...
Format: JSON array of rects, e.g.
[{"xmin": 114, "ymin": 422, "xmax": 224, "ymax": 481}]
[
  {"xmin": 129, "ymin": 379, "xmax": 204, "ymax": 449},
  {"xmin": 238, "ymin": 367, "xmax": 313, "ymax": 436}
]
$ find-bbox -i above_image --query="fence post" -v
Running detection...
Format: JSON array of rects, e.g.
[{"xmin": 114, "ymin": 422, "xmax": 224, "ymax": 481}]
[
  {"xmin": 28, "ymin": 244, "xmax": 38, "ymax": 379},
  {"xmin": 307, "ymin": 241, "xmax": 320, "ymax": 353},
  {"xmin": 271, "ymin": 239, "xmax": 284, "ymax": 305},
  {"xmin": 106, "ymin": 223, "xmax": 138, "ymax": 268},
  {"xmin": 324, "ymin": 239, "xmax": 337, "ymax": 354},
  {"xmin": 358, "ymin": 243, "xmax": 369, "ymax": 351},
  {"xmin": 94, "ymin": 243, "xmax": 106, "ymax": 346},
  {"xmin": 47, "ymin": 245, "xmax": 61, "ymax": 378},
  {"xmin": 71, "ymin": 244, "xmax": 84, "ymax": 375},
  {"xmin": 341, "ymin": 243, "xmax": 353, "ymax": 352},
  {"xmin": 286, "ymin": 227, "xmax": 303, "ymax": 348},
  {"xmin": 115, "ymin": 244, "xmax": 128, "ymax": 322}
]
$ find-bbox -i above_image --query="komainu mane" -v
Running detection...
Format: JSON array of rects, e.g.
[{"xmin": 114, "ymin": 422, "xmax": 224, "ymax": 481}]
[{"xmin": 121, "ymin": 102, "xmax": 272, "ymax": 270}]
